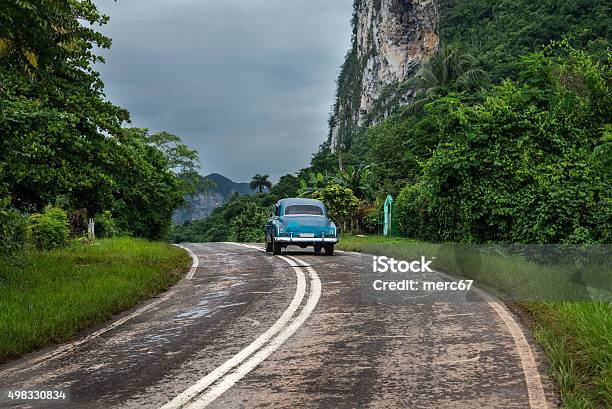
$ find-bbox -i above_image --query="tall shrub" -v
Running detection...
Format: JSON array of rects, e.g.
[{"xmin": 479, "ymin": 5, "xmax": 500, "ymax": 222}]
[
  {"xmin": 397, "ymin": 45, "xmax": 611, "ymax": 244},
  {"xmin": 94, "ymin": 211, "xmax": 123, "ymax": 238},
  {"xmin": 310, "ymin": 184, "xmax": 359, "ymax": 232},
  {"xmin": 27, "ymin": 206, "xmax": 69, "ymax": 250},
  {"xmin": 0, "ymin": 199, "xmax": 27, "ymax": 257}
]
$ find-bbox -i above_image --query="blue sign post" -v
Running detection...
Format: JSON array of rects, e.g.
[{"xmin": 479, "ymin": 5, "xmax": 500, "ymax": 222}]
[{"xmin": 383, "ymin": 195, "xmax": 393, "ymax": 236}]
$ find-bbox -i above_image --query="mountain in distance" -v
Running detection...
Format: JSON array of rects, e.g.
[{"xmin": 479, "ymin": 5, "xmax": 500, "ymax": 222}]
[
  {"xmin": 172, "ymin": 173, "xmax": 253, "ymax": 224},
  {"xmin": 205, "ymin": 173, "xmax": 252, "ymax": 198}
]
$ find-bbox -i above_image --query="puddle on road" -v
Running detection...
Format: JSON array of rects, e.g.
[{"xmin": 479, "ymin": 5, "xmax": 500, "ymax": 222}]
[{"xmin": 174, "ymin": 290, "xmax": 230, "ymax": 320}]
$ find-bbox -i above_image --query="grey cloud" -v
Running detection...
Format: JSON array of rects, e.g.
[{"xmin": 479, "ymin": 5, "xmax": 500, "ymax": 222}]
[{"xmin": 94, "ymin": 0, "xmax": 353, "ymax": 181}]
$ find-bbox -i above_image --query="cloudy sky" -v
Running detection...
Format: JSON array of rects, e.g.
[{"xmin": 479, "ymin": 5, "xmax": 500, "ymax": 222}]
[{"xmin": 93, "ymin": 0, "xmax": 353, "ymax": 182}]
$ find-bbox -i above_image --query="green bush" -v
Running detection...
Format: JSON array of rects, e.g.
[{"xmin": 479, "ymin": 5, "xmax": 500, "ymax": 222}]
[
  {"xmin": 395, "ymin": 45, "xmax": 611, "ymax": 244},
  {"xmin": 94, "ymin": 211, "xmax": 123, "ymax": 238},
  {"xmin": 309, "ymin": 184, "xmax": 360, "ymax": 231},
  {"xmin": 0, "ymin": 199, "xmax": 27, "ymax": 258},
  {"xmin": 27, "ymin": 206, "xmax": 69, "ymax": 250},
  {"xmin": 228, "ymin": 202, "xmax": 267, "ymax": 243},
  {"xmin": 396, "ymin": 182, "xmax": 436, "ymax": 239}
]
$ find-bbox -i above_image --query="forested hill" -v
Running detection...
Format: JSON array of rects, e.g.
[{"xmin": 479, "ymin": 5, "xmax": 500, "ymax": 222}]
[
  {"xmin": 205, "ymin": 173, "xmax": 252, "ymax": 198},
  {"xmin": 172, "ymin": 174, "xmax": 253, "ymax": 224},
  {"xmin": 313, "ymin": 0, "xmax": 611, "ymax": 244},
  {"xmin": 328, "ymin": 0, "xmax": 610, "ymax": 152},
  {"xmin": 438, "ymin": 0, "xmax": 610, "ymax": 82}
]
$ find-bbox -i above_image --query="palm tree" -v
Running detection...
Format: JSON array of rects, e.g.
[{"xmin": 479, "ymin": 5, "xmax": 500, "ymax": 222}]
[
  {"xmin": 334, "ymin": 165, "xmax": 372, "ymax": 199},
  {"xmin": 404, "ymin": 43, "xmax": 486, "ymax": 115},
  {"xmin": 250, "ymin": 174, "xmax": 272, "ymax": 193}
]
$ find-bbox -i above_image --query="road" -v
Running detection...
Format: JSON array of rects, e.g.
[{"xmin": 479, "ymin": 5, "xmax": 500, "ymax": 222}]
[{"xmin": 0, "ymin": 243, "xmax": 555, "ymax": 408}]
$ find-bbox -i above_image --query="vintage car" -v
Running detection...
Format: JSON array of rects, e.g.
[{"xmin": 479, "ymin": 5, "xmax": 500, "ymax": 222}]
[{"xmin": 264, "ymin": 198, "xmax": 338, "ymax": 255}]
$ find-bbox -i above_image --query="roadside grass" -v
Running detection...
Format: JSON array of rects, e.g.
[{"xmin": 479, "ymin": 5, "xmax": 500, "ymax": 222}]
[
  {"xmin": 337, "ymin": 235, "xmax": 611, "ymax": 408},
  {"xmin": 0, "ymin": 237, "xmax": 190, "ymax": 363}
]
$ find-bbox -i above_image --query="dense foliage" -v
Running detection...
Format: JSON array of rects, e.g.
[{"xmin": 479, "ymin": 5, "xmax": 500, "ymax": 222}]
[
  {"xmin": 26, "ymin": 206, "xmax": 69, "ymax": 250},
  {"xmin": 0, "ymin": 199, "xmax": 27, "ymax": 258},
  {"xmin": 397, "ymin": 45, "xmax": 611, "ymax": 244},
  {"xmin": 0, "ymin": 0, "xmax": 197, "ymax": 242},
  {"xmin": 309, "ymin": 184, "xmax": 359, "ymax": 232},
  {"xmin": 316, "ymin": 0, "xmax": 612, "ymax": 246},
  {"xmin": 168, "ymin": 194, "xmax": 268, "ymax": 243},
  {"xmin": 0, "ymin": 1, "xmax": 199, "ymax": 242},
  {"xmin": 439, "ymin": 0, "xmax": 611, "ymax": 81}
]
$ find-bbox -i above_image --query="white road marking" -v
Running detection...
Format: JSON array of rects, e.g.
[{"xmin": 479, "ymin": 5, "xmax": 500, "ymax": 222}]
[
  {"xmin": 183, "ymin": 255, "xmax": 321, "ymax": 408},
  {"xmin": 173, "ymin": 244, "xmax": 199, "ymax": 280},
  {"xmin": 434, "ymin": 269, "xmax": 549, "ymax": 409},
  {"xmin": 438, "ymin": 312, "xmax": 477, "ymax": 318},
  {"xmin": 2, "ymin": 243, "xmax": 200, "ymax": 377},
  {"xmin": 486, "ymin": 299, "xmax": 549, "ymax": 409},
  {"xmin": 1, "ymin": 290, "xmax": 177, "ymax": 376},
  {"xmin": 160, "ymin": 248, "xmax": 318, "ymax": 409}
]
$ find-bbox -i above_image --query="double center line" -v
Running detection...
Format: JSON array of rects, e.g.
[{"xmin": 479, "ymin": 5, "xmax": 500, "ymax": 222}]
[{"xmin": 161, "ymin": 244, "xmax": 321, "ymax": 409}]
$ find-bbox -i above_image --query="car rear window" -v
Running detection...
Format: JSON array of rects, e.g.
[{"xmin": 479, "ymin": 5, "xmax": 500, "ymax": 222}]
[{"xmin": 284, "ymin": 205, "xmax": 324, "ymax": 216}]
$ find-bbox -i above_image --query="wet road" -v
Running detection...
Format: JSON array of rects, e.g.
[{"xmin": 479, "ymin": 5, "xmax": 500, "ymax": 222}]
[{"xmin": 0, "ymin": 243, "xmax": 555, "ymax": 408}]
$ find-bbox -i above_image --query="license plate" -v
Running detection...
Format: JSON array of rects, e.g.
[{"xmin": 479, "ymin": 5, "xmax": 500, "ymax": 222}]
[{"xmin": 299, "ymin": 233, "xmax": 315, "ymax": 238}]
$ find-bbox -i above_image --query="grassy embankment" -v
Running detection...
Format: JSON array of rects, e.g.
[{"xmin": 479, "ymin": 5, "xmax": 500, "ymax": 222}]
[
  {"xmin": 0, "ymin": 237, "xmax": 190, "ymax": 363},
  {"xmin": 337, "ymin": 235, "xmax": 611, "ymax": 408}
]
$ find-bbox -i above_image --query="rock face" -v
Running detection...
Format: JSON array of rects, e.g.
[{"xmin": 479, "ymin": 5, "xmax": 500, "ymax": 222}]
[
  {"xmin": 172, "ymin": 190, "xmax": 226, "ymax": 224},
  {"xmin": 329, "ymin": 0, "xmax": 439, "ymax": 150},
  {"xmin": 172, "ymin": 173, "xmax": 253, "ymax": 224},
  {"xmin": 356, "ymin": 0, "xmax": 439, "ymax": 117}
]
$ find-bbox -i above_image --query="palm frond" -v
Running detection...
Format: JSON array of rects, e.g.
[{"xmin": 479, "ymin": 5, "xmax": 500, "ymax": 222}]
[
  {"xmin": 402, "ymin": 97, "xmax": 429, "ymax": 117},
  {"xmin": 460, "ymin": 69, "xmax": 487, "ymax": 85}
]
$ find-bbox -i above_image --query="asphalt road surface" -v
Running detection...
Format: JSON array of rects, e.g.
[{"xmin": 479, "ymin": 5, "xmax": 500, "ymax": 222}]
[{"xmin": 0, "ymin": 243, "xmax": 556, "ymax": 408}]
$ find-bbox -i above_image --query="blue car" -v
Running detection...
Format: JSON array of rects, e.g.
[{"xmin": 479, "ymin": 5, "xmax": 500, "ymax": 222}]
[{"xmin": 265, "ymin": 198, "xmax": 338, "ymax": 255}]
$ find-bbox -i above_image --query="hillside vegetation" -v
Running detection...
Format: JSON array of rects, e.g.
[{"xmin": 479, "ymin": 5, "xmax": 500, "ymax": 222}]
[
  {"xmin": 1, "ymin": 1, "xmax": 201, "ymax": 248},
  {"xmin": 174, "ymin": 0, "xmax": 611, "ymax": 246}
]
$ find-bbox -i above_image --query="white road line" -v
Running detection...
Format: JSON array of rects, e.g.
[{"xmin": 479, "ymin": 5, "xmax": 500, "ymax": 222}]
[
  {"xmin": 231, "ymin": 243, "xmax": 266, "ymax": 253},
  {"xmin": 485, "ymin": 299, "xmax": 549, "ymax": 409},
  {"xmin": 2, "ymin": 243, "xmax": 199, "ymax": 377},
  {"xmin": 435, "ymin": 268, "xmax": 549, "ymax": 409},
  {"xmin": 1, "ymin": 290, "xmax": 177, "ymax": 376},
  {"xmin": 173, "ymin": 244, "xmax": 199, "ymax": 279},
  {"xmin": 160, "ymin": 252, "xmax": 311, "ymax": 409},
  {"xmin": 184, "ymin": 255, "xmax": 321, "ymax": 408}
]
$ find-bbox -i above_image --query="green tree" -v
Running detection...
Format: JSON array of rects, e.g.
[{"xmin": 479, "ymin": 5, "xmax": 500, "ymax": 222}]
[
  {"xmin": 334, "ymin": 165, "xmax": 372, "ymax": 200},
  {"xmin": 310, "ymin": 184, "xmax": 359, "ymax": 232},
  {"xmin": 0, "ymin": 1, "xmax": 128, "ymax": 211},
  {"xmin": 228, "ymin": 202, "xmax": 268, "ymax": 243},
  {"xmin": 397, "ymin": 44, "xmax": 611, "ymax": 244},
  {"xmin": 105, "ymin": 128, "xmax": 200, "ymax": 240},
  {"xmin": 249, "ymin": 174, "xmax": 272, "ymax": 193},
  {"xmin": 0, "ymin": 3, "xmax": 201, "ymax": 239},
  {"xmin": 297, "ymin": 172, "xmax": 332, "ymax": 196},
  {"xmin": 404, "ymin": 43, "xmax": 486, "ymax": 114},
  {"xmin": 268, "ymin": 174, "xmax": 300, "ymax": 199}
]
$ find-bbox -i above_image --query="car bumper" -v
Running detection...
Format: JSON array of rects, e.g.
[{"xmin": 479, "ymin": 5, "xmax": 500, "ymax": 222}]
[{"xmin": 274, "ymin": 237, "xmax": 338, "ymax": 244}]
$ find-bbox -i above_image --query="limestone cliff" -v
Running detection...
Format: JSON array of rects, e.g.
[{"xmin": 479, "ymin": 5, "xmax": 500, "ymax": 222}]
[
  {"xmin": 172, "ymin": 173, "xmax": 253, "ymax": 224},
  {"xmin": 329, "ymin": 0, "xmax": 438, "ymax": 150}
]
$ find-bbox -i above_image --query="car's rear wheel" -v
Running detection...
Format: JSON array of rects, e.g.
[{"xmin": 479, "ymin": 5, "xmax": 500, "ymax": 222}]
[
  {"xmin": 272, "ymin": 239, "xmax": 282, "ymax": 255},
  {"xmin": 265, "ymin": 235, "xmax": 273, "ymax": 252},
  {"xmin": 314, "ymin": 244, "xmax": 322, "ymax": 254},
  {"xmin": 324, "ymin": 244, "xmax": 334, "ymax": 256}
]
